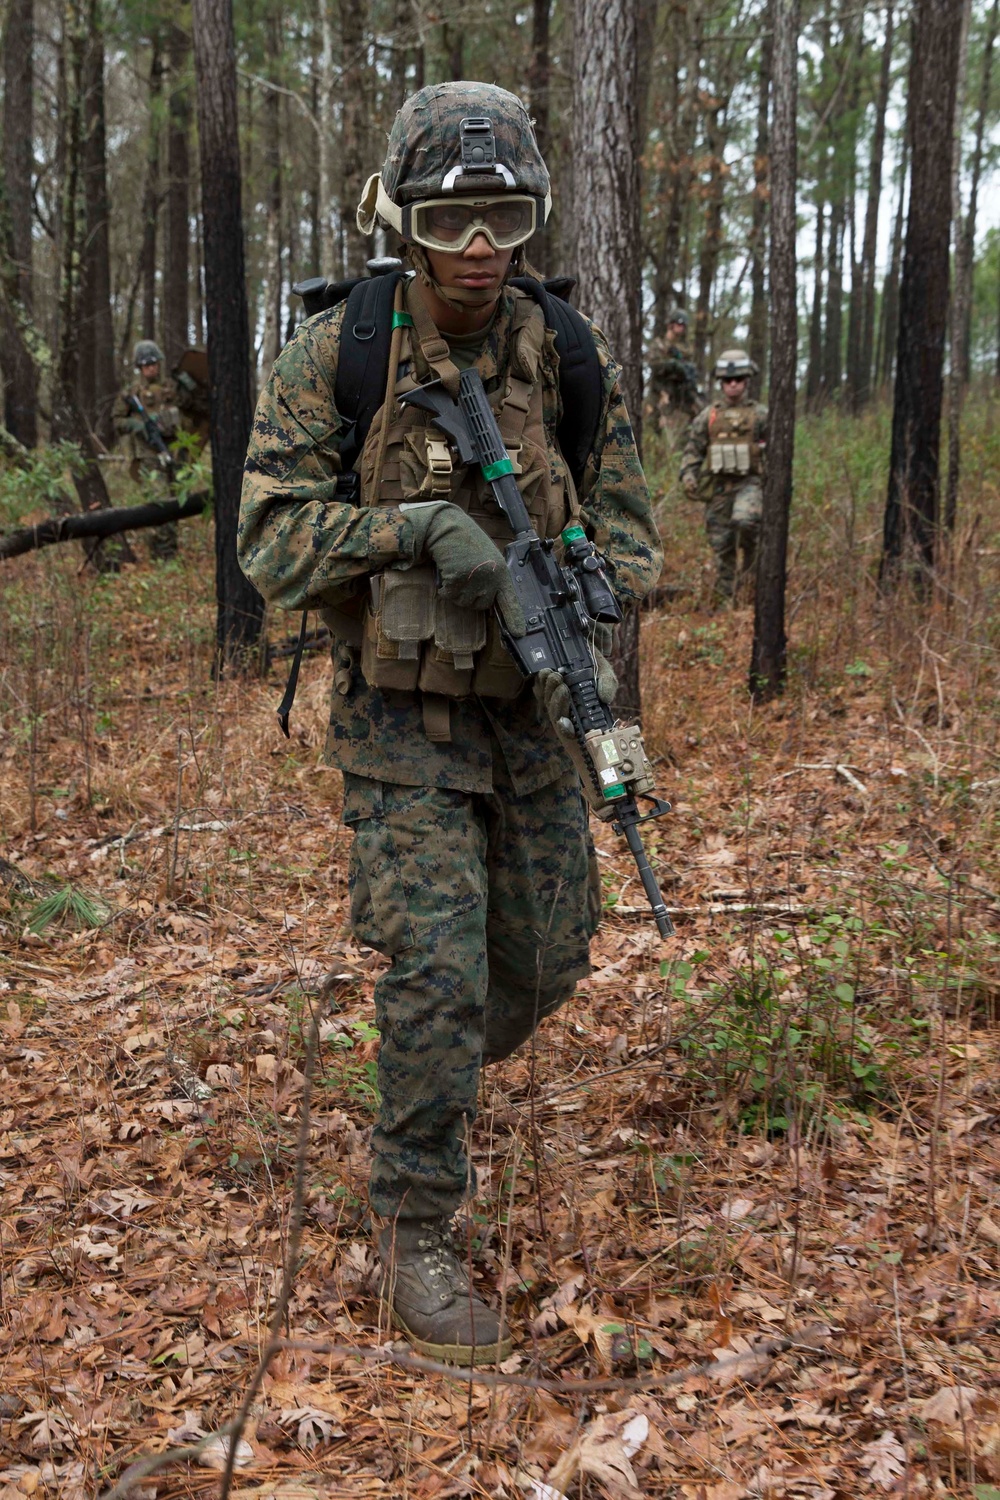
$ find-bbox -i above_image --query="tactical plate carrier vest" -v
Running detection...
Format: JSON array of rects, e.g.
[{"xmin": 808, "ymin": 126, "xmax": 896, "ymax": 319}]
[
  {"xmin": 330, "ymin": 282, "xmax": 578, "ymax": 705},
  {"xmin": 707, "ymin": 402, "xmax": 763, "ymax": 477}
]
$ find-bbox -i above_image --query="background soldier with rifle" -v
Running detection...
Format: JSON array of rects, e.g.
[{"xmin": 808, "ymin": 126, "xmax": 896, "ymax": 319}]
[
  {"xmin": 648, "ymin": 306, "xmax": 702, "ymax": 426},
  {"xmin": 239, "ymin": 82, "xmax": 663, "ymax": 1366},
  {"xmin": 114, "ymin": 339, "xmax": 199, "ymax": 560}
]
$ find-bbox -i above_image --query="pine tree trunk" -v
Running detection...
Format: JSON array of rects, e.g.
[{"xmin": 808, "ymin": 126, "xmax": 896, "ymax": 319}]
[
  {"xmin": 78, "ymin": 1, "xmax": 116, "ymax": 448},
  {"xmin": 262, "ymin": 13, "xmax": 283, "ymax": 373},
  {"xmin": 962, "ymin": 0, "xmax": 999, "ymax": 383},
  {"xmin": 50, "ymin": 0, "xmax": 116, "ymax": 552},
  {"xmin": 844, "ymin": 174, "xmax": 863, "ymax": 410},
  {"xmin": 945, "ymin": 0, "xmax": 973, "ymax": 529},
  {"xmin": 881, "ymin": 0, "xmax": 964, "ymax": 584},
  {"xmin": 140, "ymin": 42, "xmax": 163, "ymax": 342},
  {"xmin": 857, "ymin": 4, "xmax": 893, "ymax": 408},
  {"xmin": 877, "ymin": 134, "xmax": 907, "ymax": 389},
  {"xmin": 693, "ymin": 100, "xmax": 726, "ymax": 373},
  {"xmin": 750, "ymin": 0, "xmax": 797, "ymax": 701},
  {"xmin": 528, "ymin": 0, "xmax": 551, "ymax": 274},
  {"xmin": 164, "ymin": 20, "xmax": 191, "ymax": 370},
  {"xmin": 317, "ymin": 0, "xmax": 335, "ymax": 274},
  {"xmin": 822, "ymin": 199, "xmax": 843, "ymax": 398},
  {"xmin": 192, "ymin": 0, "xmax": 265, "ymax": 669},
  {"xmin": 748, "ymin": 12, "xmax": 772, "ymax": 396},
  {"xmin": 571, "ymin": 0, "xmax": 644, "ymax": 716},
  {"xmin": 340, "ymin": 0, "xmax": 368, "ymax": 277},
  {"xmin": 0, "ymin": 0, "xmax": 38, "ymax": 447},
  {"xmin": 806, "ymin": 199, "xmax": 824, "ymax": 409}
]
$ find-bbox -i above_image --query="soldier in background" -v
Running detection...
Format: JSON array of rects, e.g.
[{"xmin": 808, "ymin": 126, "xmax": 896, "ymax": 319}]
[
  {"xmin": 679, "ymin": 348, "xmax": 768, "ymax": 605},
  {"xmin": 114, "ymin": 340, "xmax": 183, "ymax": 560},
  {"xmin": 648, "ymin": 307, "xmax": 701, "ymax": 426}
]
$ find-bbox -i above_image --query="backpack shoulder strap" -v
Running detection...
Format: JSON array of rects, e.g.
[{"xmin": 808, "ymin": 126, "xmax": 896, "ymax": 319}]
[
  {"xmin": 510, "ymin": 275, "xmax": 602, "ymax": 493},
  {"xmin": 333, "ymin": 270, "xmax": 407, "ymax": 486}
]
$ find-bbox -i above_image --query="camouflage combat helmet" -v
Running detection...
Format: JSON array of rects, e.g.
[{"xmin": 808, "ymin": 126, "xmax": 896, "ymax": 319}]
[
  {"xmin": 134, "ymin": 339, "xmax": 164, "ymax": 368},
  {"xmin": 714, "ymin": 348, "xmax": 757, "ymax": 381},
  {"xmin": 667, "ymin": 307, "xmax": 689, "ymax": 328},
  {"xmin": 359, "ymin": 82, "xmax": 549, "ymax": 217},
  {"xmin": 357, "ymin": 82, "xmax": 550, "ymax": 308}
]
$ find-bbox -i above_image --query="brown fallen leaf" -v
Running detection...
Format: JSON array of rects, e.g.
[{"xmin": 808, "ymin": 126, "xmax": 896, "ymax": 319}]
[
  {"xmin": 545, "ymin": 1408, "xmax": 649, "ymax": 1500},
  {"xmin": 914, "ymin": 1384, "xmax": 979, "ymax": 1424},
  {"xmin": 859, "ymin": 1430, "xmax": 906, "ymax": 1489}
]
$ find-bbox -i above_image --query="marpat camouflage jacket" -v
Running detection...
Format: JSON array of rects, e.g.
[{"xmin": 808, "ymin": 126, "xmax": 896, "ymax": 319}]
[{"xmin": 239, "ymin": 284, "xmax": 662, "ymax": 795}]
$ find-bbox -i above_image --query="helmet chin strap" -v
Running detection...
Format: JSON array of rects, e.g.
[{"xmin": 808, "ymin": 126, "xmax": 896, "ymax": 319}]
[{"xmin": 404, "ymin": 243, "xmax": 521, "ymax": 313}]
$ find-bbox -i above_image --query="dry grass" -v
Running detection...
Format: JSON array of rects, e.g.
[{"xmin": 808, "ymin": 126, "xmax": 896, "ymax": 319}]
[{"xmin": 1, "ymin": 401, "xmax": 999, "ymax": 1498}]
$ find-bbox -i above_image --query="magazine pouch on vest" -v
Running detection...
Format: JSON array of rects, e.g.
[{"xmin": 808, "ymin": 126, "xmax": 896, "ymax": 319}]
[
  {"xmin": 357, "ymin": 285, "xmax": 576, "ymax": 703},
  {"xmin": 707, "ymin": 404, "xmax": 762, "ymax": 477}
]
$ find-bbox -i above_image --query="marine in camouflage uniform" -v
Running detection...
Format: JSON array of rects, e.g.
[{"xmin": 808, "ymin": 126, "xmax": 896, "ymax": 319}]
[
  {"xmin": 679, "ymin": 348, "xmax": 767, "ymax": 603},
  {"xmin": 239, "ymin": 82, "xmax": 661, "ymax": 1364},
  {"xmin": 114, "ymin": 340, "xmax": 182, "ymax": 561},
  {"xmin": 648, "ymin": 308, "xmax": 701, "ymax": 424}
]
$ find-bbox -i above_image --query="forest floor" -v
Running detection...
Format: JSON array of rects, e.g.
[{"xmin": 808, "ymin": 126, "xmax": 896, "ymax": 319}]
[{"xmin": 1, "ymin": 404, "xmax": 999, "ymax": 1500}]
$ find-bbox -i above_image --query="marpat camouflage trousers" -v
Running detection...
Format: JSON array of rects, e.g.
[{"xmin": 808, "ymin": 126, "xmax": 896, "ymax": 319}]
[
  {"xmin": 705, "ymin": 480, "xmax": 762, "ymax": 600},
  {"xmin": 342, "ymin": 770, "xmax": 600, "ymax": 1219}
]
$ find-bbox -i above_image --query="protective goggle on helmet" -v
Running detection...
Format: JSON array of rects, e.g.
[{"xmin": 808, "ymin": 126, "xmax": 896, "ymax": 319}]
[
  {"xmin": 365, "ymin": 179, "xmax": 539, "ymax": 253},
  {"xmin": 366, "ymin": 180, "xmax": 542, "ymax": 253}
]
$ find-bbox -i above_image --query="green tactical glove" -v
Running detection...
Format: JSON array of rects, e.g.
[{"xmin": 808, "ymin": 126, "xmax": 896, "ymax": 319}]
[
  {"xmin": 534, "ymin": 623, "xmax": 618, "ymax": 748},
  {"xmin": 401, "ymin": 501, "xmax": 526, "ymax": 636}
]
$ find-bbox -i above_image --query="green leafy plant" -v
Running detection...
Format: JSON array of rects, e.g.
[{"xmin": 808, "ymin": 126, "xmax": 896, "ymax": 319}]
[{"xmin": 0, "ymin": 443, "xmax": 86, "ymax": 527}]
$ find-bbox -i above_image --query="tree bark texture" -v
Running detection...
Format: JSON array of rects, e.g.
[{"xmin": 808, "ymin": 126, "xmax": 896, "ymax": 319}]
[
  {"xmin": 693, "ymin": 99, "xmax": 726, "ymax": 373},
  {"xmin": 822, "ymin": 198, "xmax": 843, "ymax": 398},
  {"xmin": 317, "ymin": 0, "xmax": 336, "ymax": 275},
  {"xmin": 50, "ymin": 0, "xmax": 111, "ymax": 519},
  {"xmin": 78, "ymin": 3, "xmax": 117, "ymax": 448},
  {"xmin": 806, "ymin": 199, "xmax": 824, "ymax": 409},
  {"xmin": 0, "ymin": 494, "xmax": 207, "ymax": 561},
  {"xmin": 856, "ymin": 3, "xmax": 893, "ymax": 408},
  {"xmin": 340, "ymin": 0, "xmax": 368, "ymax": 278},
  {"xmin": 164, "ymin": 21, "xmax": 191, "ymax": 370},
  {"xmin": 945, "ymin": 0, "xmax": 973, "ymax": 530},
  {"xmin": 876, "ymin": 134, "xmax": 907, "ymax": 389},
  {"xmin": 571, "ymin": 0, "xmax": 644, "ymax": 716},
  {"xmin": 748, "ymin": 13, "xmax": 772, "ymax": 397},
  {"xmin": 750, "ymin": 0, "xmax": 797, "ymax": 702},
  {"xmin": 1, "ymin": 0, "xmax": 39, "ymax": 446},
  {"xmin": 961, "ymin": 0, "xmax": 998, "ymax": 384},
  {"xmin": 262, "ymin": 12, "xmax": 283, "ymax": 373},
  {"xmin": 140, "ymin": 42, "xmax": 163, "ymax": 343},
  {"xmin": 881, "ymin": 0, "xmax": 963, "ymax": 583},
  {"xmin": 527, "ymin": 0, "xmax": 551, "ymax": 275},
  {"xmin": 192, "ymin": 0, "xmax": 265, "ymax": 668}
]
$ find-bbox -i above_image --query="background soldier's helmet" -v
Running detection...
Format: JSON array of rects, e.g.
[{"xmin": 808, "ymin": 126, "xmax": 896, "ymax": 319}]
[
  {"xmin": 133, "ymin": 340, "xmax": 164, "ymax": 368},
  {"xmin": 667, "ymin": 307, "xmax": 689, "ymax": 328},
  {"xmin": 714, "ymin": 348, "xmax": 757, "ymax": 381},
  {"xmin": 357, "ymin": 80, "xmax": 551, "ymax": 229}
]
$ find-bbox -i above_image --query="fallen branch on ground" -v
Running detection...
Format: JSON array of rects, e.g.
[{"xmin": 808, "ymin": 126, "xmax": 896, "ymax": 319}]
[{"xmin": 0, "ymin": 492, "xmax": 208, "ymax": 561}]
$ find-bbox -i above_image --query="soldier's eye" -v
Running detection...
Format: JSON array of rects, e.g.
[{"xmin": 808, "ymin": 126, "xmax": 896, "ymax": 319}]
[{"xmin": 424, "ymin": 205, "xmax": 473, "ymax": 238}]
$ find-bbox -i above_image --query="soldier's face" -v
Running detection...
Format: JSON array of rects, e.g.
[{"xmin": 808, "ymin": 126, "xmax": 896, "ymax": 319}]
[
  {"xmin": 139, "ymin": 361, "xmax": 160, "ymax": 381},
  {"xmin": 722, "ymin": 377, "xmax": 747, "ymax": 403},
  {"xmin": 424, "ymin": 232, "xmax": 515, "ymax": 302},
  {"xmin": 668, "ymin": 321, "xmax": 686, "ymax": 341}
]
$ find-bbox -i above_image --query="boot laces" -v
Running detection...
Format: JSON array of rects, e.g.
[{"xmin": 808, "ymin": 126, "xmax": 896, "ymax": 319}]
[{"xmin": 415, "ymin": 1222, "xmax": 467, "ymax": 1301}]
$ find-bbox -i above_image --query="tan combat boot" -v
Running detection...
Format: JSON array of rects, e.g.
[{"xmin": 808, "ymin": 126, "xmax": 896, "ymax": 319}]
[{"xmin": 378, "ymin": 1218, "xmax": 512, "ymax": 1365}]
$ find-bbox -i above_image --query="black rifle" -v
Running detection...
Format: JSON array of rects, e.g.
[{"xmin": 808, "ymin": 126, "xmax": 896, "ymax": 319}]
[
  {"xmin": 124, "ymin": 393, "xmax": 174, "ymax": 475},
  {"xmin": 401, "ymin": 368, "xmax": 674, "ymax": 940}
]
